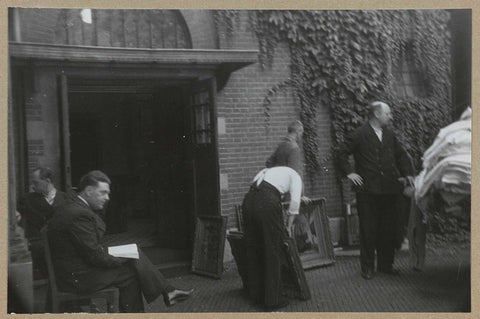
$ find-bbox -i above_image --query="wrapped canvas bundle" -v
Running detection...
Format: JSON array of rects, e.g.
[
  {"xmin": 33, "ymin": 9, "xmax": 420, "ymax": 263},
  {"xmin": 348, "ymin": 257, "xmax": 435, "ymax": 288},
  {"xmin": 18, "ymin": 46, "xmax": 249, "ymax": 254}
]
[
  {"xmin": 408, "ymin": 107, "xmax": 471, "ymax": 271},
  {"xmin": 414, "ymin": 107, "xmax": 471, "ymax": 214}
]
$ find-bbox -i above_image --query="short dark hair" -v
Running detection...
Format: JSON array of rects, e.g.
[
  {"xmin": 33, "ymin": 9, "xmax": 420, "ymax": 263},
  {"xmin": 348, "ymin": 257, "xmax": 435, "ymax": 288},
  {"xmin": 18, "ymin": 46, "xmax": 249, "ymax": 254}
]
[
  {"xmin": 368, "ymin": 101, "xmax": 385, "ymax": 119},
  {"xmin": 33, "ymin": 167, "xmax": 53, "ymax": 180},
  {"xmin": 78, "ymin": 170, "xmax": 111, "ymax": 192},
  {"xmin": 287, "ymin": 120, "xmax": 303, "ymax": 134}
]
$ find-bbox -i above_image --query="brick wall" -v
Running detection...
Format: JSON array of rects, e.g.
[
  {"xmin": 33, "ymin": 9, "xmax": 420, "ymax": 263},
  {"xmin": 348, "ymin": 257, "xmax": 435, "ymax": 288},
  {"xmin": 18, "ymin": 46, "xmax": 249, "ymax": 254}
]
[
  {"xmin": 22, "ymin": 67, "xmax": 63, "ymax": 188},
  {"xmin": 303, "ymin": 105, "xmax": 343, "ymax": 219},
  {"xmin": 16, "ymin": 8, "xmax": 213, "ymax": 49},
  {"xmin": 215, "ymin": 11, "xmax": 343, "ymax": 229},
  {"xmin": 17, "ymin": 8, "xmax": 61, "ymax": 43},
  {"xmin": 181, "ymin": 10, "xmax": 217, "ymax": 49},
  {"xmin": 13, "ymin": 8, "xmax": 345, "ymax": 227}
]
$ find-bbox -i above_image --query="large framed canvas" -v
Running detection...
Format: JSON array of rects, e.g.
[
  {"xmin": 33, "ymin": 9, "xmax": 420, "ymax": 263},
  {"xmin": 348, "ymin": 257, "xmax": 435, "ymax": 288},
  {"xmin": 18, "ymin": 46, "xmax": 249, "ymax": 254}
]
[{"xmin": 289, "ymin": 198, "xmax": 335, "ymax": 269}]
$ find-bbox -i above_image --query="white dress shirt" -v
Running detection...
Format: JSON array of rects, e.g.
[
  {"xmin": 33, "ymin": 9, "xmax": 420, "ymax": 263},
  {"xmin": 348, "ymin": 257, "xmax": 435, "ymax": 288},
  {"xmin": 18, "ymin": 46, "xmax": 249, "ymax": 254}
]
[
  {"xmin": 253, "ymin": 166, "xmax": 302, "ymax": 215},
  {"xmin": 371, "ymin": 124, "xmax": 383, "ymax": 142},
  {"xmin": 45, "ymin": 188, "xmax": 57, "ymax": 205}
]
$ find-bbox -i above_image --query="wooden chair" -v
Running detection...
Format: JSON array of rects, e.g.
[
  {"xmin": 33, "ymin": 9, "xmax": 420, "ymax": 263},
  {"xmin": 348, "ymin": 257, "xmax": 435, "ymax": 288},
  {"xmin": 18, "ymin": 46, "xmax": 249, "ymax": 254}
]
[{"xmin": 41, "ymin": 229, "xmax": 118, "ymax": 313}]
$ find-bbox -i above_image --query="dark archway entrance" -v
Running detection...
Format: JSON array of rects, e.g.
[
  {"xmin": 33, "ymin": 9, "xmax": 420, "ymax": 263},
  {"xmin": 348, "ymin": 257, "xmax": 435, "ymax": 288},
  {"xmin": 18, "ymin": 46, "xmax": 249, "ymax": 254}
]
[
  {"xmin": 64, "ymin": 77, "xmax": 220, "ymax": 269},
  {"xmin": 10, "ymin": 42, "xmax": 257, "ymax": 270},
  {"xmin": 68, "ymin": 81, "xmax": 193, "ymax": 253}
]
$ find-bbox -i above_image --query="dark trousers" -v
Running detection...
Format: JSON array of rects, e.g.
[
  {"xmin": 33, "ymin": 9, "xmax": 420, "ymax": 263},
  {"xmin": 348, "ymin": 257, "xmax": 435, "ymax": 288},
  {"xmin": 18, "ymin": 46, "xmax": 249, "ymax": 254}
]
[
  {"xmin": 132, "ymin": 249, "xmax": 174, "ymax": 303},
  {"xmin": 242, "ymin": 182, "xmax": 288, "ymax": 307},
  {"xmin": 28, "ymin": 239, "xmax": 47, "ymax": 280},
  {"xmin": 356, "ymin": 193, "xmax": 398, "ymax": 273},
  {"xmin": 63, "ymin": 249, "xmax": 173, "ymax": 312}
]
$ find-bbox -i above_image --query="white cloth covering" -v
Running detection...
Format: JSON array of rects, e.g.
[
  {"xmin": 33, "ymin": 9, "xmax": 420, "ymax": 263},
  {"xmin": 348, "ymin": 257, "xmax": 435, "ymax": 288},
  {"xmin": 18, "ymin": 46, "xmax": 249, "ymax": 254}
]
[{"xmin": 414, "ymin": 107, "xmax": 471, "ymax": 211}]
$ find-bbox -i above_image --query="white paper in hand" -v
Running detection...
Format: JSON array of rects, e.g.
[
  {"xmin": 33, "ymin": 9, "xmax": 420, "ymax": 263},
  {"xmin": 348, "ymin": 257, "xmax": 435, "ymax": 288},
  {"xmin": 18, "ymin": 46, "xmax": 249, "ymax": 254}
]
[{"xmin": 108, "ymin": 243, "xmax": 139, "ymax": 259}]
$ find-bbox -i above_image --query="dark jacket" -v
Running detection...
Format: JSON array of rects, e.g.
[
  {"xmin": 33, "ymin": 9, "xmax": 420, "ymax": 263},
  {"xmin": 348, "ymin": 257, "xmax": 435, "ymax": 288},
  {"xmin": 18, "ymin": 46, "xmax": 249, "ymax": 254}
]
[
  {"xmin": 17, "ymin": 190, "xmax": 70, "ymax": 241},
  {"xmin": 46, "ymin": 196, "xmax": 125, "ymax": 290},
  {"xmin": 266, "ymin": 135, "xmax": 304, "ymax": 177},
  {"xmin": 337, "ymin": 123, "xmax": 413, "ymax": 194}
]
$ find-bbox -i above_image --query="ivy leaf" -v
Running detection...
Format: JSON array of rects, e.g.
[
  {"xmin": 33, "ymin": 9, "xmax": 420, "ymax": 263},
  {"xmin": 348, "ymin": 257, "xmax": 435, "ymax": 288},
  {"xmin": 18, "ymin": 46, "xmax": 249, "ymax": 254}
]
[
  {"xmin": 312, "ymin": 78, "xmax": 327, "ymax": 89},
  {"xmin": 351, "ymin": 41, "xmax": 361, "ymax": 51},
  {"xmin": 268, "ymin": 12, "xmax": 284, "ymax": 25},
  {"xmin": 366, "ymin": 79, "xmax": 378, "ymax": 88},
  {"xmin": 254, "ymin": 9, "xmax": 452, "ymax": 174},
  {"xmin": 359, "ymin": 83, "xmax": 368, "ymax": 93},
  {"xmin": 353, "ymin": 53, "xmax": 363, "ymax": 63}
]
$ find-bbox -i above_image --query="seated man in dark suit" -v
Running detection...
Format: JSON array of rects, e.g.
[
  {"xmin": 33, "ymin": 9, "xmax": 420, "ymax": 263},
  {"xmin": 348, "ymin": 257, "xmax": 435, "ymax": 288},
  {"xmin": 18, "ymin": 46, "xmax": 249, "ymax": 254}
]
[
  {"xmin": 46, "ymin": 170, "xmax": 193, "ymax": 313},
  {"xmin": 17, "ymin": 167, "xmax": 70, "ymax": 279}
]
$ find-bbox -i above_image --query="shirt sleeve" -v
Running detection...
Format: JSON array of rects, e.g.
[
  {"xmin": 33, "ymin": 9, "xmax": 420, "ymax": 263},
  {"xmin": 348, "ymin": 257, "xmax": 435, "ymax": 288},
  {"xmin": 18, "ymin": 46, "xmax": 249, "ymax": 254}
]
[{"xmin": 287, "ymin": 172, "xmax": 303, "ymax": 215}]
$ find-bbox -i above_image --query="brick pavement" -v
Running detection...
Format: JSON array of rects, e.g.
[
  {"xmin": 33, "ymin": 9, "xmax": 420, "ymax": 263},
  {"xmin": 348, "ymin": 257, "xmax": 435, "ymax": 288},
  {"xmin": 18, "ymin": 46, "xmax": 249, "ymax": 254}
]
[
  {"xmin": 32, "ymin": 245, "xmax": 469, "ymax": 313},
  {"xmin": 144, "ymin": 246, "xmax": 470, "ymax": 313}
]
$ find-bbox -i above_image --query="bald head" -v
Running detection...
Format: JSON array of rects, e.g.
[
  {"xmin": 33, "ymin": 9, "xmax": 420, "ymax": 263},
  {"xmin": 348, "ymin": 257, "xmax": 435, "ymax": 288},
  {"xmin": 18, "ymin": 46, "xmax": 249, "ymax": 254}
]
[{"xmin": 368, "ymin": 101, "xmax": 392, "ymax": 127}]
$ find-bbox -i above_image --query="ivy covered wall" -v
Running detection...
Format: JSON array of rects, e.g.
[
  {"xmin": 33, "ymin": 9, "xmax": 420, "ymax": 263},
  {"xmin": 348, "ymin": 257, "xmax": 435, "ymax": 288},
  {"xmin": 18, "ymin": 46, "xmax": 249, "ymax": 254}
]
[
  {"xmin": 250, "ymin": 10, "xmax": 452, "ymax": 172},
  {"xmin": 215, "ymin": 10, "xmax": 453, "ymax": 224}
]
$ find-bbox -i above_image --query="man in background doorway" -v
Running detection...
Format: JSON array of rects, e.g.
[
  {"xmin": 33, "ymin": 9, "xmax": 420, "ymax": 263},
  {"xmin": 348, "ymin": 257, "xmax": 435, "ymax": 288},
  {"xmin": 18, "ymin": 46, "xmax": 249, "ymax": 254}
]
[{"xmin": 17, "ymin": 167, "xmax": 70, "ymax": 279}]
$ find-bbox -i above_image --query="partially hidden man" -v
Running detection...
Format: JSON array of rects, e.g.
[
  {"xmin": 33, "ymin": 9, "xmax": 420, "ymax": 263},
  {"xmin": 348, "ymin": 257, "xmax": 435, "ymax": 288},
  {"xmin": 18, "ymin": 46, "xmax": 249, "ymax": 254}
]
[
  {"xmin": 337, "ymin": 101, "xmax": 414, "ymax": 280},
  {"xmin": 266, "ymin": 120, "xmax": 305, "ymax": 177},
  {"xmin": 17, "ymin": 167, "xmax": 71, "ymax": 279},
  {"xmin": 266, "ymin": 120, "xmax": 312, "ymax": 251},
  {"xmin": 46, "ymin": 170, "xmax": 193, "ymax": 312}
]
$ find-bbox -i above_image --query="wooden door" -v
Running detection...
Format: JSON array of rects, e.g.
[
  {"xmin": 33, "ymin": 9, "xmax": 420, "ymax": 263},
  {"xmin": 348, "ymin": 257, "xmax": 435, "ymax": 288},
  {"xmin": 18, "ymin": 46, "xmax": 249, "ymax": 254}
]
[
  {"xmin": 186, "ymin": 78, "xmax": 220, "ymax": 218},
  {"xmin": 187, "ymin": 78, "xmax": 227, "ymax": 276},
  {"xmin": 58, "ymin": 74, "xmax": 72, "ymax": 191}
]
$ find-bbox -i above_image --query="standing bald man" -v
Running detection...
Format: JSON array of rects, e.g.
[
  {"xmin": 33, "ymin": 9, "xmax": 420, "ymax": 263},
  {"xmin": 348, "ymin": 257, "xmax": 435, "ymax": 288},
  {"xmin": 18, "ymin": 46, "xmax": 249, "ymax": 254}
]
[{"xmin": 338, "ymin": 101, "xmax": 414, "ymax": 280}]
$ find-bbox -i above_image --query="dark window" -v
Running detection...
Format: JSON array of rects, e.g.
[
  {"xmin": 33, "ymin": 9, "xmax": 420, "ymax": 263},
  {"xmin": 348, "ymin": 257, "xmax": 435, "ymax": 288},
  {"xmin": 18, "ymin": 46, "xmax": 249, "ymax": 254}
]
[
  {"xmin": 190, "ymin": 90, "xmax": 212, "ymax": 146},
  {"xmin": 393, "ymin": 44, "xmax": 427, "ymax": 98}
]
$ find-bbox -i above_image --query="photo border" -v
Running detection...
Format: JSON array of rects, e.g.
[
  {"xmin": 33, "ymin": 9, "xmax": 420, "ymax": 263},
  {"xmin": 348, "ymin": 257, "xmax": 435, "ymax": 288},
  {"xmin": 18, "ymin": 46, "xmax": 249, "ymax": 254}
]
[{"xmin": 0, "ymin": 1, "xmax": 477, "ymax": 318}]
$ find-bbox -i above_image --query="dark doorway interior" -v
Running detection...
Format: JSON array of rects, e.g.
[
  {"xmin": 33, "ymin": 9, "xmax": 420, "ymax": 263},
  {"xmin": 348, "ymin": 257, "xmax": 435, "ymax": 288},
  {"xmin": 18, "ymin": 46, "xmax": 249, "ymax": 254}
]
[{"xmin": 68, "ymin": 84, "xmax": 194, "ymax": 256}]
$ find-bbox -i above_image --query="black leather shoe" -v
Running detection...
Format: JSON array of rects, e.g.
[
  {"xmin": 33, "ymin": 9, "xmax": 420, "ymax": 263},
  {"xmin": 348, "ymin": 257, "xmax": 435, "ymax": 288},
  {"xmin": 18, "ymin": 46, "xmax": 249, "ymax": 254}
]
[
  {"xmin": 378, "ymin": 267, "xmax": 400, "ymax": 275},
  {"xmin": 163, "ymin": 288, "xmax": 194, "ymax": 307},
  {"xmin": 361, "ymin": 269, "xmax": 374, "ymax": 280}
]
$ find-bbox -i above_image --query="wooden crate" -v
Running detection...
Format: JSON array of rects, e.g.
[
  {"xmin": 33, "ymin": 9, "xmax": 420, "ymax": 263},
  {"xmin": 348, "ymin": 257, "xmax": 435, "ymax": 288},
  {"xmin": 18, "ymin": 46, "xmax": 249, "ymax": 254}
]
[{"xmin": 192, "ymin": 215, "xmax": 227, "ymax": 278}]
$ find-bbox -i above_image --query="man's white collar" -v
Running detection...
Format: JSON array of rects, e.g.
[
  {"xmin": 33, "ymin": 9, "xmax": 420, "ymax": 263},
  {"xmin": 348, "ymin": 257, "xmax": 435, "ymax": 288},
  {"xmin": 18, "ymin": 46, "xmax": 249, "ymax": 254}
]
[{"xmin": 77, "ymin": 195, "xmax": 89, "ymax": 207}]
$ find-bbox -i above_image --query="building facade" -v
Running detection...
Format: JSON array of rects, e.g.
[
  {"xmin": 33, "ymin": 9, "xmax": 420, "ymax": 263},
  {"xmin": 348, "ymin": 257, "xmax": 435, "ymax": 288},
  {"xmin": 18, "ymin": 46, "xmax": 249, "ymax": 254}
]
[{"xmin": 8, "ymin": 8, "xmax": 469, "ymax": 283}]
